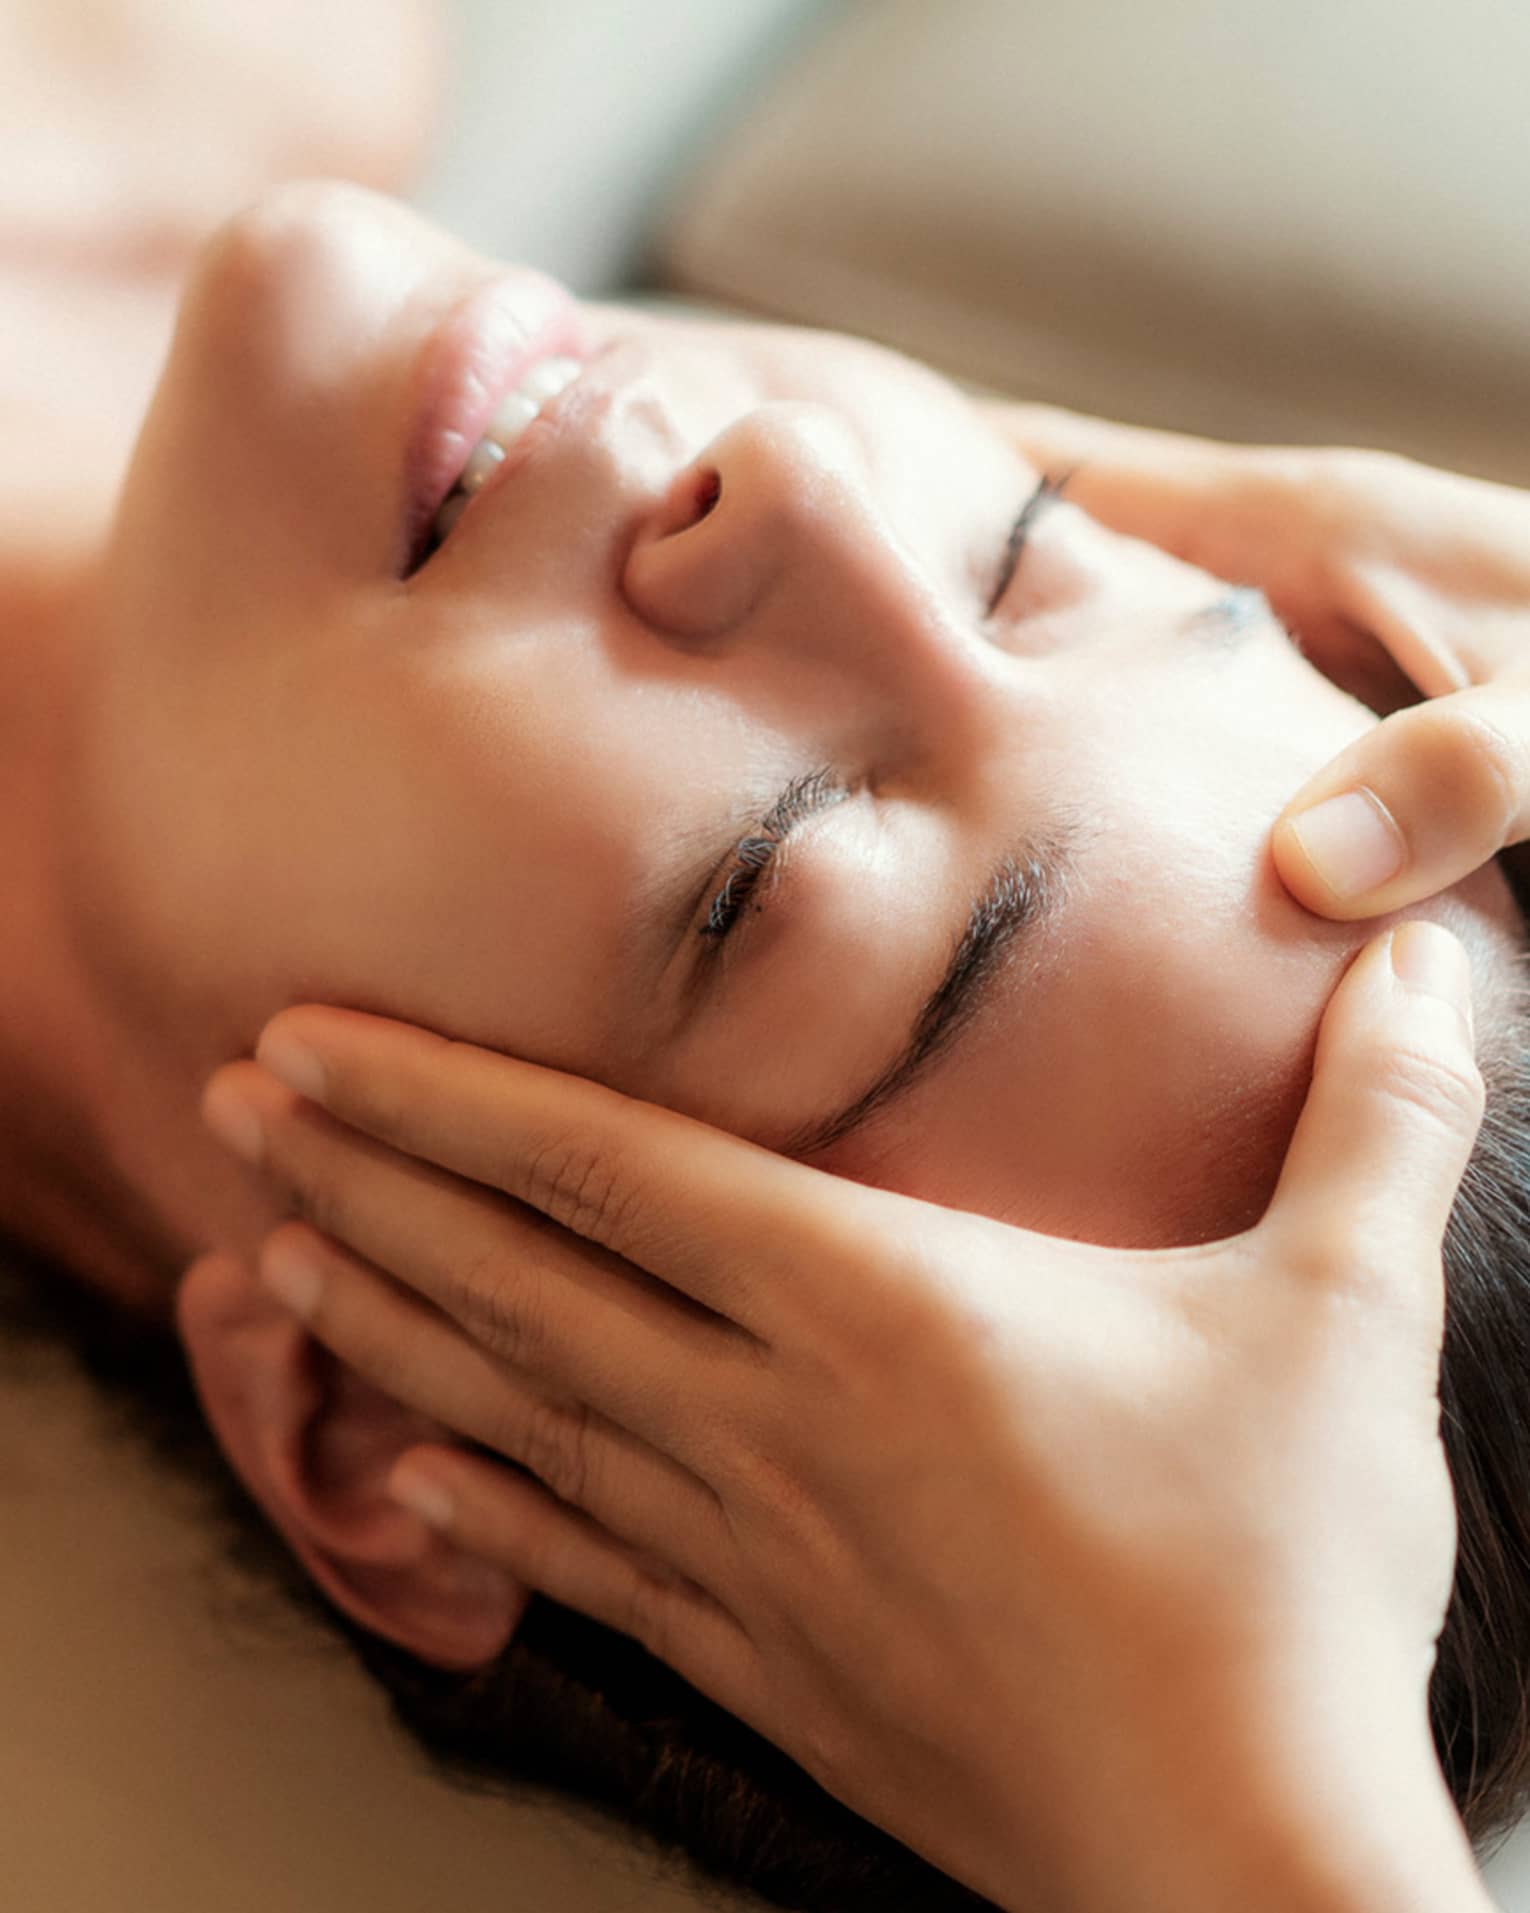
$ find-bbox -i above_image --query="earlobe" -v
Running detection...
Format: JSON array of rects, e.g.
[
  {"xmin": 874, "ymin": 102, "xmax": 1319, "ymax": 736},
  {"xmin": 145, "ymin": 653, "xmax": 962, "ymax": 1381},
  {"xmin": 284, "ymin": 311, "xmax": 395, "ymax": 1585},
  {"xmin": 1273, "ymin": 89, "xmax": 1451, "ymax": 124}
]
[{"xmin": 177, "ymin": 1251, "xmax": 527, "ymax": 1668}]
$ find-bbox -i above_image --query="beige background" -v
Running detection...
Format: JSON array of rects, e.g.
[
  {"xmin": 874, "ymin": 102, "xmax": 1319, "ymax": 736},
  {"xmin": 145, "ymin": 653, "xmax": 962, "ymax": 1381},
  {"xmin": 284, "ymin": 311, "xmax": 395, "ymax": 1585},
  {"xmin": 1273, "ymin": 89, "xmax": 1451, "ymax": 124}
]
[
  {"xmin": 659, "ymin": 0, "xmax": 1530, "ymax": 487},
  {"xmin": 0, "ymin": 1341, "xmax": 740, "ymax": 1913}
]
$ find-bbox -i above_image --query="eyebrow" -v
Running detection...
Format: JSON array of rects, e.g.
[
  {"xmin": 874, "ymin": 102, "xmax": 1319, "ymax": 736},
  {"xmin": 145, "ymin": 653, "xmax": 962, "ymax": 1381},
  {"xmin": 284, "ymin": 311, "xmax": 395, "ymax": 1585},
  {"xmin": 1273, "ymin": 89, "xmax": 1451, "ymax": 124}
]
[{"xmin": 777, "ymin": 834, "xmax": 1073, "ymax": 1159}]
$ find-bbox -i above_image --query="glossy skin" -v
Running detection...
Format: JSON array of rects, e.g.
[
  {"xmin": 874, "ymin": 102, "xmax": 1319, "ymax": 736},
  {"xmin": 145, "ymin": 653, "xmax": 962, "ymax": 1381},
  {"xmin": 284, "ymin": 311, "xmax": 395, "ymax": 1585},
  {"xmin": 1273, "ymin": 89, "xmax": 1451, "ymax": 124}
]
[{"xmin": 67, "ymin": 182, "xmax": 1520, "ymax": 1272}]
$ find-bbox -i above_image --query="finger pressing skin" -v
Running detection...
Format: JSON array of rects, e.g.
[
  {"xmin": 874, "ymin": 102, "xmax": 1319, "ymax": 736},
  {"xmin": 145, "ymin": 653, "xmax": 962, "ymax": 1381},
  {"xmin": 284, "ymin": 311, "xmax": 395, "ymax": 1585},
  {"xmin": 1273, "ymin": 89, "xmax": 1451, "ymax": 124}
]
[
  {"xmin": 244, "ymin": 1004, "xmax": 891, "ymax": 1341},
  {"xmin": 201, "ymin": 1061, "xmax": 757, "ymax": 1473},
  {"xmin": 990, "ymin": 402, "xmax": 1309, "ymax": 575},
  {"xmin": 1264, "ymin": 923, "xmax": 1483, "ymax": 1314},
  {"xmin": 387, "ymin": 1443, "xmax": 763, "ymax": 1728},
  {"xmin": 256, "ymin": 1218, "xmax": 729, "ymax": 1585},
  {"xmin": 1274, "ymin": 682, "xmax": 1530, "ymax": 917}
]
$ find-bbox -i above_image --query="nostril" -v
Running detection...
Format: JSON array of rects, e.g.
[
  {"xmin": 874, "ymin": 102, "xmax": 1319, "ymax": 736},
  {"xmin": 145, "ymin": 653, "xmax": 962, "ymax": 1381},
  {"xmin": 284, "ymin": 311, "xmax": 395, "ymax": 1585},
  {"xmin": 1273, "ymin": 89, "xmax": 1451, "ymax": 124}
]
[
  {"xmin": 625, "ymin": 459, "xmax": 767, "ymax": 641},
  {"xmin": 651, "ymin": 464, "xmax": 722, "ymax": 540}
]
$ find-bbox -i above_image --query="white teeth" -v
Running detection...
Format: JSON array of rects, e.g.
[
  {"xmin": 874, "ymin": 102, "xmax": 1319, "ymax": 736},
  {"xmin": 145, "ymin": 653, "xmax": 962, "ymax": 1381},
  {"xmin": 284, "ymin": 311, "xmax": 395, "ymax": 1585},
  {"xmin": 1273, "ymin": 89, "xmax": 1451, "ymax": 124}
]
[
  {"xmin": 518, "ymin": 354, "xmax": 581, "ymax": 406},
  {"xmin": 459, "ymin": 436, "xmax": 506, "ymax": 494},
  {"xmin": 484, "ymin": 390, "xmax": 539, "ymax": 447},
  {"xmin": 429, "ymin": 352, "xmax": 585, "ymax": 550}
]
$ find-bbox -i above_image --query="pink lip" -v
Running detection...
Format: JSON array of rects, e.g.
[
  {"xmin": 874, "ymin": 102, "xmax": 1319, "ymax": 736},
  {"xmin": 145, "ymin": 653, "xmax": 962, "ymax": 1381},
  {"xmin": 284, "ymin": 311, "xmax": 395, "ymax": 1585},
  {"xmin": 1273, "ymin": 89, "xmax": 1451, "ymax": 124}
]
[
  {"xmin": 401, "ymin": 268, "xmax": 583, "ymax": 572},
  {"xmin": 464, "ymin": 334, "xmax": 637, "ymax": 508}
]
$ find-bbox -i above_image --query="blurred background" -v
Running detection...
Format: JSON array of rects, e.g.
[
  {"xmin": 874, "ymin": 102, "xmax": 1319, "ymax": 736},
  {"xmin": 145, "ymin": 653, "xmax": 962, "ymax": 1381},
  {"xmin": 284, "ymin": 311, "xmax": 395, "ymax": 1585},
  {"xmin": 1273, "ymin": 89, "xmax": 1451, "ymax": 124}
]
[
  {"xmin": 410, "ymin": 0, "xmax": 1530, "ymax": 483},
  {"xmin": 3, "ymin": 3, "xmax": 1529, "ymax": 1909}
]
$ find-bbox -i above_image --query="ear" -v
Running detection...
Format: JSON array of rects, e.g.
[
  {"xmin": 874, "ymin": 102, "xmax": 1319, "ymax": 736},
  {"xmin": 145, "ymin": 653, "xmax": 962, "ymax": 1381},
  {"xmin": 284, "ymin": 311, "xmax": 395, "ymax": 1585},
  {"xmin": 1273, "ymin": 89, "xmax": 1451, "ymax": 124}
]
[{"xmin": 177, "ymin": 1251, "xmax": 527, "ymax": 1669}]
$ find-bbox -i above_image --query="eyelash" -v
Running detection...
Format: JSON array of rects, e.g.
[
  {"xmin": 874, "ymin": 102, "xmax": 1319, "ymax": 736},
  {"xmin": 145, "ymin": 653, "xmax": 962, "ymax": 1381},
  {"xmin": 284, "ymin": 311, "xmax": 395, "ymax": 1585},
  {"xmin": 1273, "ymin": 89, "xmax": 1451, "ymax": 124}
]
[
  {"xmin": 697, "ymin": 480, "xmax": 1067, "ymax": 945},
  {"xmin": 987, "ymin": 471, "xmax": 1069, "ymax": 615},
  {"xmin": 700, "ymin": 766, "xmax": 843, "ymax": 941}
]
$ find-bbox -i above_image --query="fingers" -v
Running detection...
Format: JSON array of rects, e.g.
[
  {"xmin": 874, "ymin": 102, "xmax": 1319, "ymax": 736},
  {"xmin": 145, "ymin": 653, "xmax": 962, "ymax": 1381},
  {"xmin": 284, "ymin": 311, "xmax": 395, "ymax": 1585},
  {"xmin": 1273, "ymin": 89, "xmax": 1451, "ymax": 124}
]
[
  {"xmin": 1274, "ymin": 683, "xmax": 1530, "ymax": 918},
  {"xmin": 1265, "ymin": 922, "xmax": 1483, "ymax": 1309},
  {"xmin": 385, "ymin": 1442, "xmax": 763, "ymax": 1727},
  {"xmin": 201, "ymin": 1063, "xmax": 756, "ymax": 1472},
  {"xmin": 238, "ymin": 1006, "xmax": 891, "ymax": 1338},
  {"xmin": 256, "ymin": 1218, "xmax": 730, "ymax": 1586},
  {"xmin": 990, "ymin": 401, "xmax": 1307, "ymax": 575}
]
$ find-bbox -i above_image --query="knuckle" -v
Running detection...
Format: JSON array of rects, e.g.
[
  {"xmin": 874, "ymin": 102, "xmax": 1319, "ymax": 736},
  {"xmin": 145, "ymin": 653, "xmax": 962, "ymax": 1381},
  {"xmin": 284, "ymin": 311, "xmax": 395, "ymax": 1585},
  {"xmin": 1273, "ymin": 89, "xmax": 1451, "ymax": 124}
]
[
  {"xmin": 1325, "ymin": 445, "xmax": 1417, "ymax": 504},
  {"xmin": 1345, "ymin": 445, "xmax": 1417, "ymax": 486},
  {"xmin": 730, "ymin": 1444, "xmax": 813, "ymax": 1535},
  {"xmin": 1426, "ymin": 704, "xmax": 1526, "ymax": 838},
  {"xmin": 516, "ymin": 1128, "xmax": 640, "ymax": 1245},
  {"xmin": 1305, "ymin": 447, "xmax": 1377, "ymax": 530},
  {"xmin": 1305, "ymin": 447, "xmax": 1421, "ymax": 556},
  {"xmin": 467, "ymin": 1252, "xmax": 548, "ymax": 1367},
  {"xmin": 448, "ymin": 1238, "xmax": 511, "ymax": 1318},
  {"xmin": 1367, "ymin": 1037, "xmax": 1485, "ymax": 1135},
  {"xmin": 515, "ymin": 1395, "xmax": 593, "ymax": 1509}
]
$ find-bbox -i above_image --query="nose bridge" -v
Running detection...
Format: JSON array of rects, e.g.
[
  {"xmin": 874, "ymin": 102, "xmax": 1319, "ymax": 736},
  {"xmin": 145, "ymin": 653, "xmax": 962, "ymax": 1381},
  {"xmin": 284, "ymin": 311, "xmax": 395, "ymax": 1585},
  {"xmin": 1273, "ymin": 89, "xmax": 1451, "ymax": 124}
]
[
  {"xmin": 728, "ymin": 399, "xmax": 871, "ymax": 521},
  {"xmin": 623, "ymin": 399, "xmax": 1010, "ymax": 764},
  {"xmin": 744, "ymin": 405, "xmax": 1011, "ymax": 761},
  {"xmin": 713, "ymin": 399, "xmax": 907, "ymax": 602}
]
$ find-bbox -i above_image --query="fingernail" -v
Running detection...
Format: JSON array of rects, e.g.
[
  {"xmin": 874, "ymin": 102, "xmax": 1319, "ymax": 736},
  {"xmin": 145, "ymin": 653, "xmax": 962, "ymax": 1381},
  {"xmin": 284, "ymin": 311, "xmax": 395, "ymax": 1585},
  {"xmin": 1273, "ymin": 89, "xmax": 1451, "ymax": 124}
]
[
  {"xmin": 1286, "ymin": 789, "xmax": 1406, "ymax": 901},
  {"xmin": 1391, "ymin": 920, "xmax": 1474, "ymax": 1028},
  {"xmin": 202, "ymin": 1083, "xmax": 265, "ymax": 1165},
  {"xmin": 256, "ymin": 1031, "xmax": 328, "ymax": 1102},
  {"xmin": 389, "ymin": 1465, "xmax": 456, "ymax": 1531},
  {"xmin": 259, "ymin": 1236, "xmax": 324, "ymax": 1319}
]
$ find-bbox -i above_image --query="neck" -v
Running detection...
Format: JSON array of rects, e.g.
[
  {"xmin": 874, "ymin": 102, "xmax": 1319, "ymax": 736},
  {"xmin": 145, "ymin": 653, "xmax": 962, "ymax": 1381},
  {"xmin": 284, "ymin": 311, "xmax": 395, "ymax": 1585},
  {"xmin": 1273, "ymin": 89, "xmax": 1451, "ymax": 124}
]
[{"xmin": 0, "ymin": 551, "xmax": 283, "ymax": 1314}]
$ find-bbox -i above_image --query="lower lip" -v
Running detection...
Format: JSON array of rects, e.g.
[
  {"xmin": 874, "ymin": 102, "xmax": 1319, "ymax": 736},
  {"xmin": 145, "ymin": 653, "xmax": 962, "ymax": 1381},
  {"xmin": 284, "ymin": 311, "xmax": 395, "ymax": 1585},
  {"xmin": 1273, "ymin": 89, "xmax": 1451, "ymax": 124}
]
[{"xmin": 403, "ymin": 268, "xmax": 583, "ymax": 568}]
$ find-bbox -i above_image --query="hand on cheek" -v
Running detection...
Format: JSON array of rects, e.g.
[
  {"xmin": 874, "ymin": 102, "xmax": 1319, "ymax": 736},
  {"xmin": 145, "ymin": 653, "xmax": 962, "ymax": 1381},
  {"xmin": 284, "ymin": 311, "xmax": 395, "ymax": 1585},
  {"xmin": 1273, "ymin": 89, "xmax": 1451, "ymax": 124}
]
[{"xmin": 192, "ymin": 928, "xmax": 1487, "ymax": 1913}]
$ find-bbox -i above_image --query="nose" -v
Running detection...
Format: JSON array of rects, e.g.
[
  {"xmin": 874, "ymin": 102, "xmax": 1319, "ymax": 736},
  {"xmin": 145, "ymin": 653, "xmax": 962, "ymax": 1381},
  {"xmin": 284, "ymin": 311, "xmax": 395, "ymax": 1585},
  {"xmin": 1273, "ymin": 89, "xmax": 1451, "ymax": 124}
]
[
  {"xmin": 622, "ymin": 402, "xmax": 1008, "ymax": 743},
  {"xmin": 624, "ymin": 403, "xmax": 882, "ymax": 638}
]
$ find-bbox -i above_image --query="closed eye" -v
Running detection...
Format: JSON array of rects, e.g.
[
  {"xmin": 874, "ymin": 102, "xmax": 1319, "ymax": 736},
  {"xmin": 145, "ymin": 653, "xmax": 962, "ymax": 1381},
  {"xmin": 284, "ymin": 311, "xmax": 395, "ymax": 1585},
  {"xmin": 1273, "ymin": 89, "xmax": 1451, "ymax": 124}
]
[
  {"xmin": 698, "ymin": 766, "xmax": 846, "ymax": 947},
  {"xmin": 701, "ymin": 832, "xmax": 777, "ymax": 938},
  {"xmin": 986, "ymin": 472, "xmax": 1069, "ymax": 616}
]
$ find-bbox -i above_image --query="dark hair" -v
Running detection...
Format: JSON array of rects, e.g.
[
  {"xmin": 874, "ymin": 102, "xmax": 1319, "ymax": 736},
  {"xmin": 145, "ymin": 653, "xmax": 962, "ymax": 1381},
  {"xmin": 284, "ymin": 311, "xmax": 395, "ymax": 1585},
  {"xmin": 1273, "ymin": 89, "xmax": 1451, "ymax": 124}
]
[{"xmin": 6, "ymin": 1005, "xmax": 1530, "ymax": 1907}]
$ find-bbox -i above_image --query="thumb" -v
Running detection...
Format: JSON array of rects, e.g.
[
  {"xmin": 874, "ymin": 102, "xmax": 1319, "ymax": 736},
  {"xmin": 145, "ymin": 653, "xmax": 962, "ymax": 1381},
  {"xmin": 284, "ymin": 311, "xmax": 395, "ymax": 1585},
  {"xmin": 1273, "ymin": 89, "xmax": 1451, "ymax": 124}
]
[
  {"xmin": 1273, "ymin": 683, "xmax": 1530, "ymax": 919},
  {"xmin": 1265, "ymin": 922, "xmax": 1483, "ymax": 1297}
]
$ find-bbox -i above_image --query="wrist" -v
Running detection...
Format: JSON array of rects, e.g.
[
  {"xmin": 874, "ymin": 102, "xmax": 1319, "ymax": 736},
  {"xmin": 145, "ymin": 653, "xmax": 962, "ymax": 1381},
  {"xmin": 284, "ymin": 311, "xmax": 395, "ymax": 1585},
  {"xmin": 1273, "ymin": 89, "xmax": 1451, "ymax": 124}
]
[
  {"xmin": 977, "ymin": 1719, "xmax": 1490, "ymax": 1913},
  {"xmin": 1188, "ymin": 1778, "xmax": 1490, "ymax": 1913},
  {"xmin": 1129, "ymin": 1675, "xmax": 1489, "ymax": 1913}
]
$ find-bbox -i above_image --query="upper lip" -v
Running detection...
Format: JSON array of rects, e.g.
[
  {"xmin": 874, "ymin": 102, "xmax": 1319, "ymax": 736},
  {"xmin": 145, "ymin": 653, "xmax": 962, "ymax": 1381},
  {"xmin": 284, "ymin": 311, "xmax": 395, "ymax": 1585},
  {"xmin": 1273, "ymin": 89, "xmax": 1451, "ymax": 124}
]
[
  {"xmin": 408, "ymin": 333, "xmax": 646, "ymax": 578},
  {"xmin": 399, "ymin": 267, "xmax": 582, "ymax": 574}
]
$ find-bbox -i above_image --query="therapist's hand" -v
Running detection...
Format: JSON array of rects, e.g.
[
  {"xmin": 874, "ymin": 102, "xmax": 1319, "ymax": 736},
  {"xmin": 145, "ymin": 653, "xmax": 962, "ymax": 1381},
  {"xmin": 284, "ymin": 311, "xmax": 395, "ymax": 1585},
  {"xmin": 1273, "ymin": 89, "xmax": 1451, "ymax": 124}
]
[
  {"xmin": 200, "ymin": 923, "xmax": 1490, "ymax": 1913},
  {"xmin": 995, "ymin": 404, "xmax": 1530, "ymax": 919}
]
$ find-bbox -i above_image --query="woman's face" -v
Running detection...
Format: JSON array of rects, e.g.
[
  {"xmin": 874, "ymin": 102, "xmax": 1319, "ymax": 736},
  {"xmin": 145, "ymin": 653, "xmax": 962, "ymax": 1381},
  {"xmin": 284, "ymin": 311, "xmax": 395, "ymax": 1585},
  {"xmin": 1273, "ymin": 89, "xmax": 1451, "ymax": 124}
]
[{"xmin": 80, "ymin": 183, "xmax": 1520, "ymax": 1248}]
